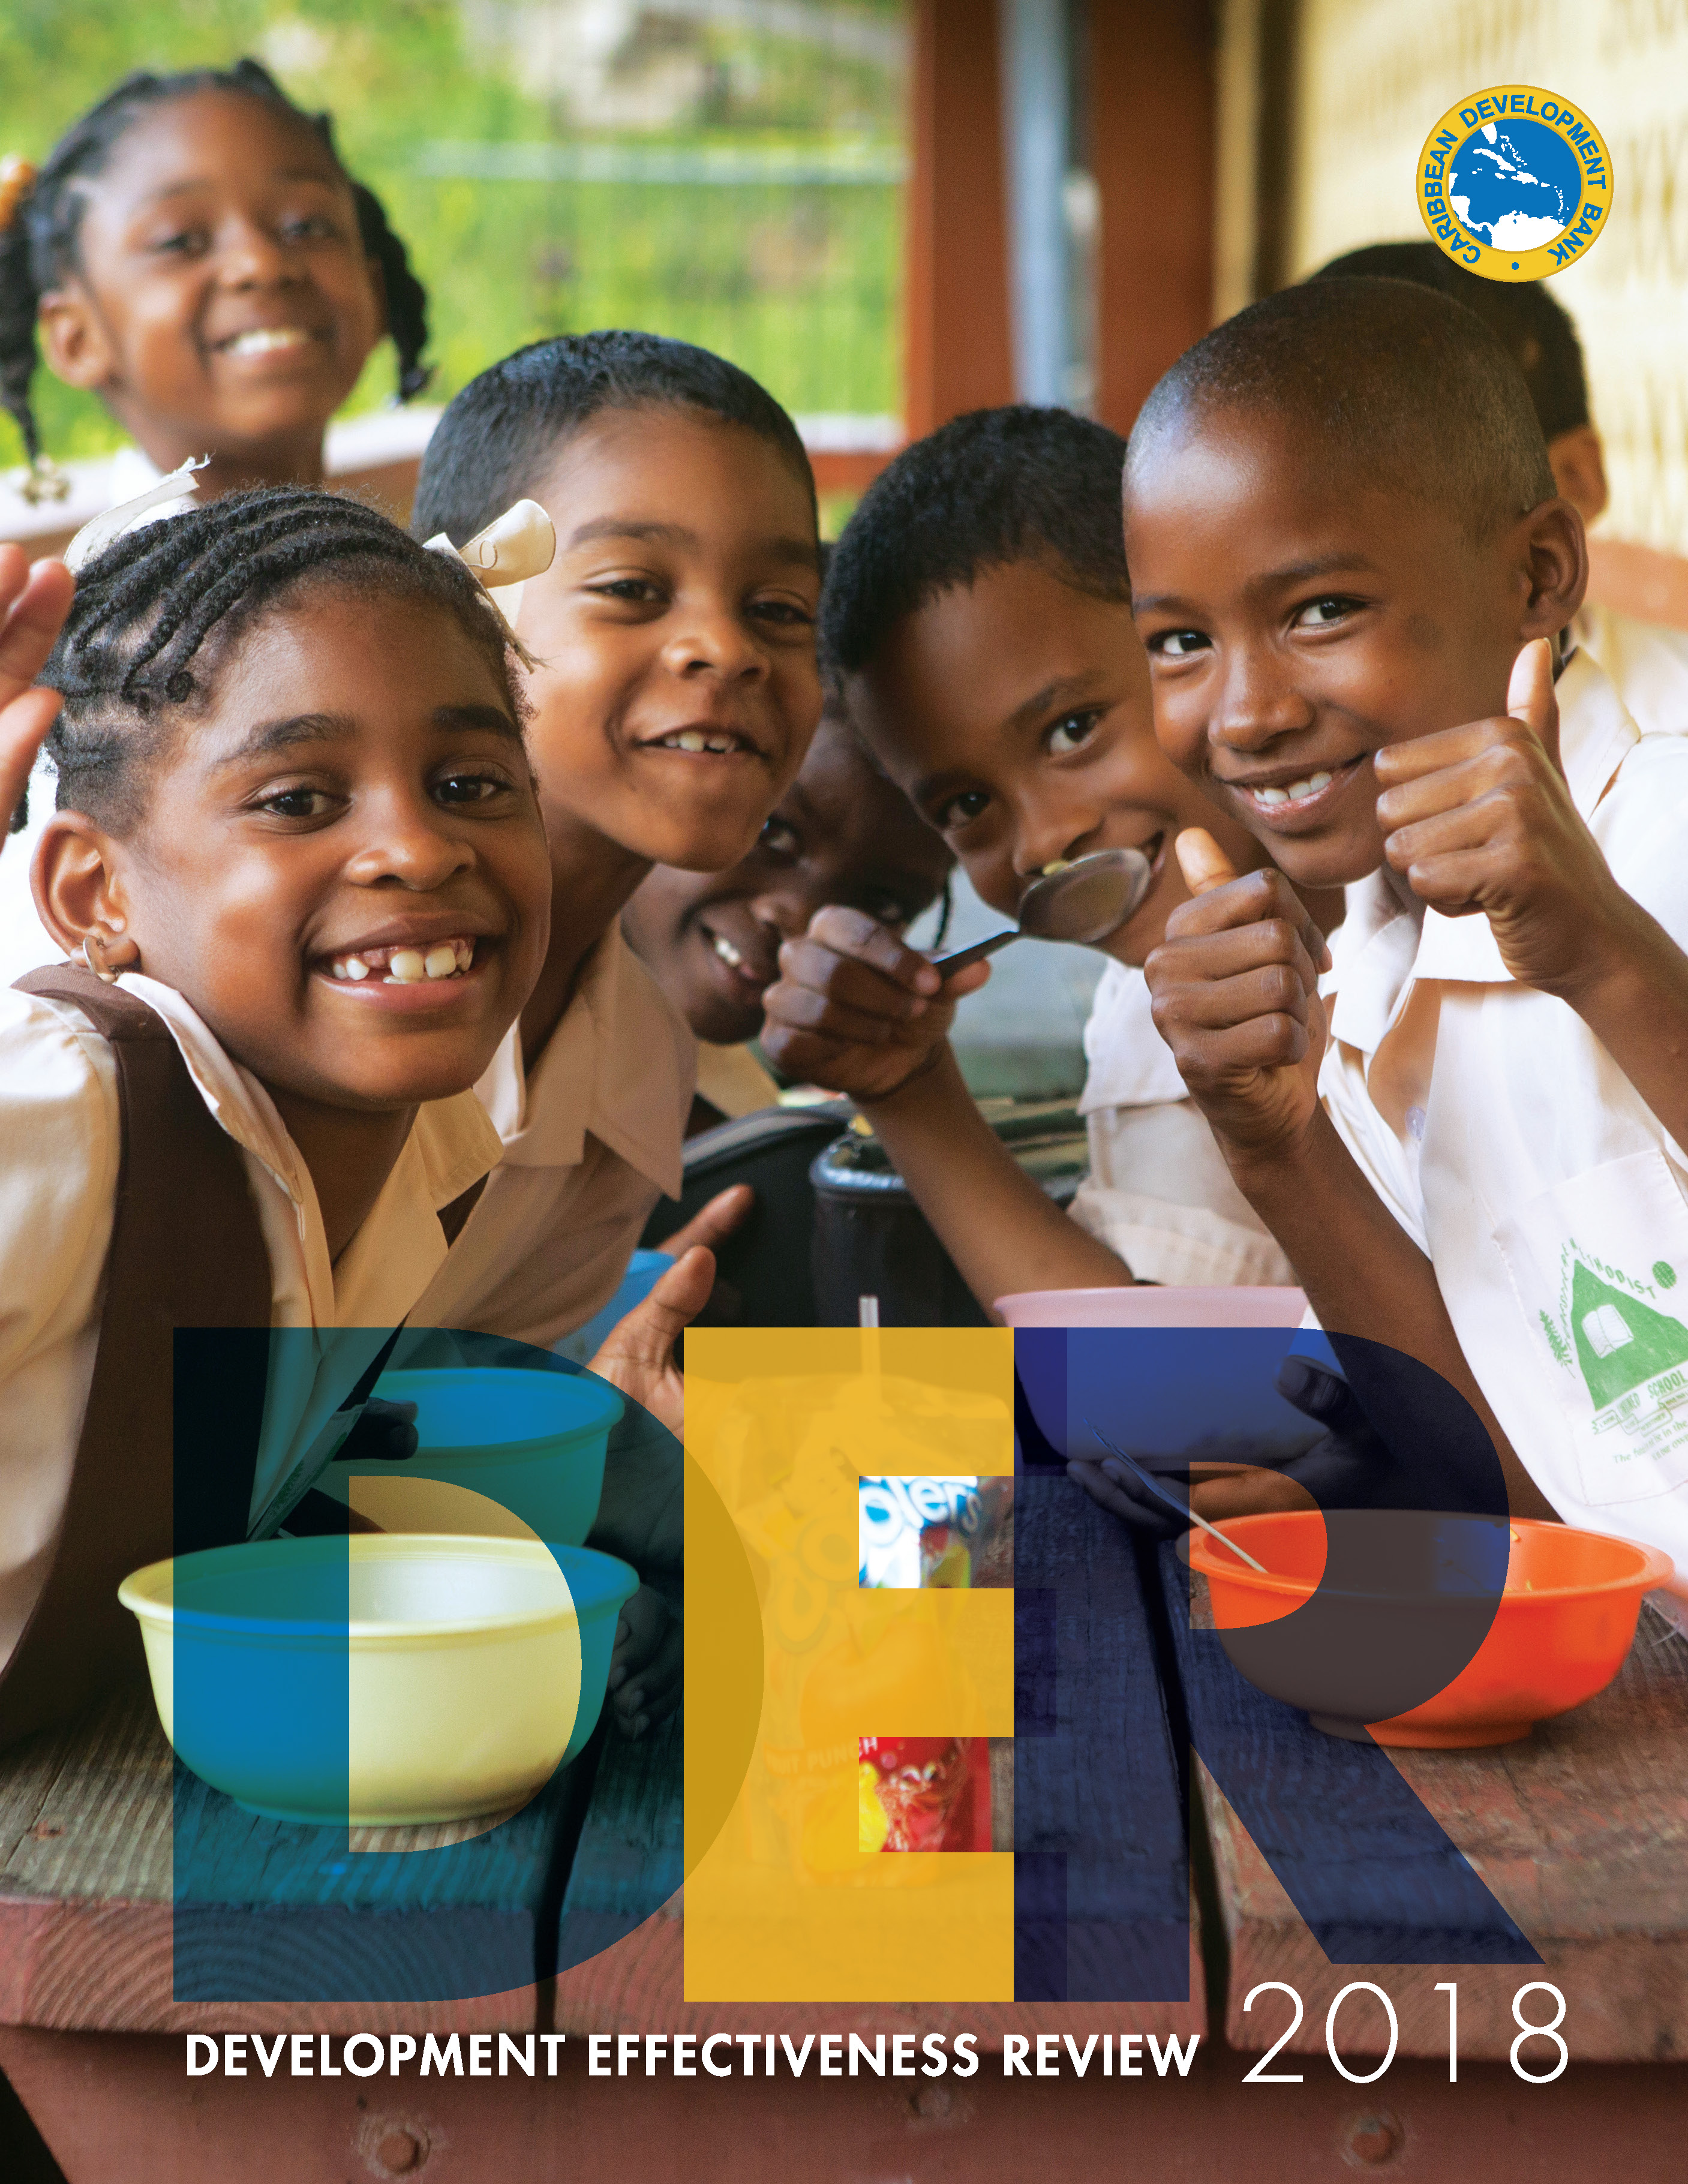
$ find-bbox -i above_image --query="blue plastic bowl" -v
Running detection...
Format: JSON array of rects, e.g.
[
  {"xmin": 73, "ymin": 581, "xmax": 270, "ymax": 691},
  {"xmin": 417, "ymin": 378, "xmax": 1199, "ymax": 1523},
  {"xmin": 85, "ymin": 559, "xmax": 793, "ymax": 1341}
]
[{"xmin": 327, "ymin": 1368, "xmax": 624, "ymax": 1546}]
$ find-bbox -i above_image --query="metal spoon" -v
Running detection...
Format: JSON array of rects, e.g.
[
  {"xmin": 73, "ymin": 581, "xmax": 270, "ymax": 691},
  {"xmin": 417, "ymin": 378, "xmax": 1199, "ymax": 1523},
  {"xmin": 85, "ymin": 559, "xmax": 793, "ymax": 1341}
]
[
  {"xmin": 1083, "ymin": 1418, "xmax": 1269, "ymax": 1573},
  {"xmin": 930, "ymin": 846, "xmax": 1155, "ymax": 976}
]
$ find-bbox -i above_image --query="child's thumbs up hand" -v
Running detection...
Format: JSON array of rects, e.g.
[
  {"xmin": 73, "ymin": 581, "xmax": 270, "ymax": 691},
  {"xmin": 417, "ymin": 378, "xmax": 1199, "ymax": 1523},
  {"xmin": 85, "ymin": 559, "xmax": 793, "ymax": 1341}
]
[
  {"xmin": 1507, "ymin": 635, "xmax": 1562, "ymax": 765},
  {"xmin": 1144, "ymin": 847, "xmax": 1332, "ymax": 1169},
  {"xmin": 1374, "ymin": 636, "xmax": 1631, "ymax": 997},
  {"xmin": 1175, "ymin": 826, "xmax": 1241, "ymax": 895}
]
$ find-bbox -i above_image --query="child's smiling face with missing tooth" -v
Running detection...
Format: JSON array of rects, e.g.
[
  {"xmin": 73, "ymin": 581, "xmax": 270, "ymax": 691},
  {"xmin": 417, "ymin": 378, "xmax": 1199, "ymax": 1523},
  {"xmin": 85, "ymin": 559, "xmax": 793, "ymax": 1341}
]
[
  {"xmin": 1124, "ymin": 405, "xmax": 1586, "ymax": 891},
  {"xmin": 40, "ymin": 586, "xmax": 552, "ymax": 1122},
  {"xmin": 842, "ymin": 557, "xmax": 1268, "ymax": 966},
  {"xmin": 507, "ymin": 407, "xmax": 824, "ymax": 878}
]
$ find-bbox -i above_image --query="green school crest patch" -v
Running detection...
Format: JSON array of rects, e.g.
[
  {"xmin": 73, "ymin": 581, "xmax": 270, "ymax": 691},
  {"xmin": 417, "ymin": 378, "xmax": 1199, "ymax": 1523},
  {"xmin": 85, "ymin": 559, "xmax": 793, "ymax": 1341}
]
[
  {"xmin": 1569, "ymin": 1259, "xmax": 1688, "ymax": 1409},
  {"xmin": 1493, "ymin": 1149, "xmax": 1688, "ymax": 1508}
]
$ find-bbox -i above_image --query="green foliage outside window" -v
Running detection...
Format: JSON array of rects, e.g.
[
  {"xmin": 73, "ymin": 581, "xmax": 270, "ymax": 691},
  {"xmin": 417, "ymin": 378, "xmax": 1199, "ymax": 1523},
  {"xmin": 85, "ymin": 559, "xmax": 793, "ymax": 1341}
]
[{"xmin": 3, "ymin": 0, "xmax": 906, "ymax": 470}]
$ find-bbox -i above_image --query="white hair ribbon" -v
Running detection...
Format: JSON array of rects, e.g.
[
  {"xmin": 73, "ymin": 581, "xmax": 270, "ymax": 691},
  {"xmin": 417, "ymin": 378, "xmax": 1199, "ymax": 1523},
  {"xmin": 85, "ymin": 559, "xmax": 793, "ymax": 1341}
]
[
  {"xmin": 62, "ymin": 457, "xmax": 209, "ymax": 572},
  {"xmin": 422, "ymin": 498, "xmax": 555, "ymax": 633}
]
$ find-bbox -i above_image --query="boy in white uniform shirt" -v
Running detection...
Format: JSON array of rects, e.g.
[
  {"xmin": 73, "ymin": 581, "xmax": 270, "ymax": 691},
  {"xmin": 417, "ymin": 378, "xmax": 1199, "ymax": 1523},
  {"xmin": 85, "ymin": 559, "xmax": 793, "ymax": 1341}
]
[
  {"xmin": 1130, "ymin": 277, "xmax": 1688, "ymax": 1615},
  {"xmin": 758, "ymin": 405, "xmax": 1300, "ymax": 1309}
]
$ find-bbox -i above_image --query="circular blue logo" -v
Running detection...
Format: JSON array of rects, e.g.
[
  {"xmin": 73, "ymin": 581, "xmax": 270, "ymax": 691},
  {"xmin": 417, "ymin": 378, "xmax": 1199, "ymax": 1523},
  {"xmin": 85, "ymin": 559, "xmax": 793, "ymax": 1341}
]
[
  {"xmin": 1447, "ymin": 116, "xmax": 1582, "ymax": 254},
  {"xmin": 1417, "ymin": 87, "xmax": 1613, "ymax": 283}
]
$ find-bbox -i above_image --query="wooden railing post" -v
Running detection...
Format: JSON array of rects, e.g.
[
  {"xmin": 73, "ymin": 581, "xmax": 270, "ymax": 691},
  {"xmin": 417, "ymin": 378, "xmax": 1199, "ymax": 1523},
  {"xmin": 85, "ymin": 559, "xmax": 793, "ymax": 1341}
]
[
  {"xmin": 903, "ymin": 0, "xmax": 1017, "ymax": 440},
  {"xmin": 1089, "ymin": 0, "xmax": 1219, "ymax": 437}
]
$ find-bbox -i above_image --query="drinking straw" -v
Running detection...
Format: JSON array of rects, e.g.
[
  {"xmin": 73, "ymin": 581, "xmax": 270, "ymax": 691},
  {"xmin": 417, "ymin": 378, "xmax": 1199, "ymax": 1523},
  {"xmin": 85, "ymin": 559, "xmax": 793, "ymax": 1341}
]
[{"xmin": 859, "ymin": 1294, "xmax": 882, "ymax": 1393}]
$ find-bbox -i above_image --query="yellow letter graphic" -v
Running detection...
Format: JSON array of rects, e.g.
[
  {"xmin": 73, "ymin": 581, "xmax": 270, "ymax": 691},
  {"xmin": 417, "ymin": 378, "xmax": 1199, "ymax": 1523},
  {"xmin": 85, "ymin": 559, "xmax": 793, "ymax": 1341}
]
[{"xmin": 684, "ymin": 1329, "xmax": 1016, "ymax": 2001}]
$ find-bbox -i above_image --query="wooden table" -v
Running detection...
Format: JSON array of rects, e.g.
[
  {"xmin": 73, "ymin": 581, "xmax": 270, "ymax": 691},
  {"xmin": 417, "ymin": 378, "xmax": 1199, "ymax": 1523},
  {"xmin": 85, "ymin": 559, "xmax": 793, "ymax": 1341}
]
[
  {"xmin": 5, "ymin": 1482, "xmax": 1688, "ymax": 2180},
  {"xmin": 547, "ymin": 1475, "xmax": 1204, "ymax": 2041},
  {"xmin": 1163, "ymin": 1548, "xmax": 1688, "ymax": 2064}
]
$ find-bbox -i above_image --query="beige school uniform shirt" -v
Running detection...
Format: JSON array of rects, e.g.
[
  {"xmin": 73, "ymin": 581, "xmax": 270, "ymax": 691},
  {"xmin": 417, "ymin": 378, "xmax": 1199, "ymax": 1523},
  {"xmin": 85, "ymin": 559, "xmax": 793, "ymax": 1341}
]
[
  {"xmin": 1318, "ymin": 649, "xmax": 1688, "ymax": 1611},
  {"xmin": 0, "ymin": 973, "xmax": 502, "ymax": 1671},
  {"xmin": 411, "ymin": 923, "xmax": 695, "ymax": 1350},
  {"xmin": 1068, "ymin": 962, "xmax": 1297, "ymax": 1288}
]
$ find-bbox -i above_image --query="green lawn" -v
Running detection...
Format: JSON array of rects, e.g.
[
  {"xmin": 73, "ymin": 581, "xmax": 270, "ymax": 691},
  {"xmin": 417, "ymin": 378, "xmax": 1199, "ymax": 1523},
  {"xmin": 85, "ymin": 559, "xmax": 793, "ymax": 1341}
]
[{"xmin": 3, "ymin": 0, "xmax": 905, "ymax": 470}]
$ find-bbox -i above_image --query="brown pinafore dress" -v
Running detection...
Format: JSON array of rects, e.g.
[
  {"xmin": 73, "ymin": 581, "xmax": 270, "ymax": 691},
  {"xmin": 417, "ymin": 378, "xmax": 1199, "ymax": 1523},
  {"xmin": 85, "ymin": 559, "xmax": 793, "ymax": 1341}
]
[{"xmin": 0, "ymin": 966, "xmax": 270, "ymax": 1750}]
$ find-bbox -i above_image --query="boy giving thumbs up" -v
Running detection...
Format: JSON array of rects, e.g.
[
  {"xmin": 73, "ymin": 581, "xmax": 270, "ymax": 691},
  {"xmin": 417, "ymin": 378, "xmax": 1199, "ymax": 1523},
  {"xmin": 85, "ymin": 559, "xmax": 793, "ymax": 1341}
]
[
  {"xmin": 1145, "ymin": 632, "xmax": 1688, "ymax": 1593},
  {"xmin": 1122, "ymin": 275, "xmax": 1688, "ymax": 1614}
]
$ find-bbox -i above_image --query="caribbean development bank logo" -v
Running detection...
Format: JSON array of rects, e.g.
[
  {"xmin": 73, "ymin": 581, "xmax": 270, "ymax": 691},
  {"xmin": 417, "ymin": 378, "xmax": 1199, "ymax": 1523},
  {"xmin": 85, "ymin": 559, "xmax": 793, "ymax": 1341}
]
[{"xmin": 1417, "ymin": 86, "xmax": 1611, "ymax": 281}]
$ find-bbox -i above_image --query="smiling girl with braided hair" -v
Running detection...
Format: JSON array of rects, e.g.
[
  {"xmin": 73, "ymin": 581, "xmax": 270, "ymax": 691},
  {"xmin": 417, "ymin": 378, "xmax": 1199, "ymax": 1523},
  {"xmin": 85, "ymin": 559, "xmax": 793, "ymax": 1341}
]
[
  {"xmin": 0, "ymin": 487, "xmax": 555, "ymax": 1741},
  {"xmin": 0, "ymin": 58, "xmax": 428, "ymax": 509},
  {"xmin": 0, "ymin": 58, "xmax": 431, "ymax": 978}
]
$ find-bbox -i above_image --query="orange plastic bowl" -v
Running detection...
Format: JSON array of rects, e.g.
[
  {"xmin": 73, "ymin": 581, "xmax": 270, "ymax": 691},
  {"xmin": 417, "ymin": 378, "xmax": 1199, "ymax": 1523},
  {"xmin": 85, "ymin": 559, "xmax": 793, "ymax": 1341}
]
[{"xmin": 1188, "ymin": 1511, "xmax": 1674, "ymax": 1748}]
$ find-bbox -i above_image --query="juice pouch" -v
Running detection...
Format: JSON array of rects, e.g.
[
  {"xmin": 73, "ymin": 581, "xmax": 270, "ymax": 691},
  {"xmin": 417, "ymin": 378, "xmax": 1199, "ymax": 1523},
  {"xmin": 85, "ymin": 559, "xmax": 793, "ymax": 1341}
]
[{"xmin": 859, "ymin": 1736, "xmax": 993, "ymax": 1852}]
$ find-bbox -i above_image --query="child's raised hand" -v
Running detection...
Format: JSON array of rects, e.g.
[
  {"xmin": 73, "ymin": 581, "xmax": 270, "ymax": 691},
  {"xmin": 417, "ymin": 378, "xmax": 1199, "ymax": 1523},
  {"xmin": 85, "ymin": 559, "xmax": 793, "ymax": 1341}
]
[
  {"xmin": 1374, "ymin": 638, "xmax": 1631, "ymax": 997},
  {"xmin": 585, "ymin": 1244, "xmax": 715, "ymax": 1441},
  {"xmin": 759, "ymin": 905, "xmax": 990, "ymax": 1104},
  {"xmin": 657, "ymin": 1183, "xmax": 754, "ymax": 1262},
  {"xmin": 1143, "ymin": 830, "xmax": 1332, "ymax": 1164},
  {"xmin": 0, "ymin": 549, "xmax": 73, "ymax": 843}
]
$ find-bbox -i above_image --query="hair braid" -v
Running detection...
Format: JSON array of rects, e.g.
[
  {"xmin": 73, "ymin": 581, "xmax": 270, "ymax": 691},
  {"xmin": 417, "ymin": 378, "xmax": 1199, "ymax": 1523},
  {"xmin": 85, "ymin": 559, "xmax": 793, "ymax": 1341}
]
[
  {"xmin": 0, "ymin": 191, "xmax": 44, "ymax": 467},
  {"xmin": 0, "ymin": 60, "xmax": 431, "ymax": 476},
  {"xmin": 128, "ymin": 501, "xmax": 453, "ymax": 702},
  {"xmin": 43, "ymin": 487, "xmax": 522, "ymax": 834},
  {"xmin": 352, "ymin": 184, "xmax": 431, "ymax": 403}
]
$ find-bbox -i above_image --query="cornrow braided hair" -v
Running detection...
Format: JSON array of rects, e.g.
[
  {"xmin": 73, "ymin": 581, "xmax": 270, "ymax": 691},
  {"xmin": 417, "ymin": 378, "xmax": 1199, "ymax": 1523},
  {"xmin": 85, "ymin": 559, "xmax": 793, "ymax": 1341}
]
[
  {"xmin": 0, "ymin": 58, "xmax": 429, "ymax": 482},
  {"xmin": 41, "ymin": 486, "xmax": 519, "ymax": 836}
]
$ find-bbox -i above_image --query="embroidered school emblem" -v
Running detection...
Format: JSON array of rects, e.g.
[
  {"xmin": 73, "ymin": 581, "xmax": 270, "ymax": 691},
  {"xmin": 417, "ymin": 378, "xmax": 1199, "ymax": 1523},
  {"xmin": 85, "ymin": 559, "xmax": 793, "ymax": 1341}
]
[{"xmin": 1417, "ymin": 86, "xmax": 1612, "ymax": 282}]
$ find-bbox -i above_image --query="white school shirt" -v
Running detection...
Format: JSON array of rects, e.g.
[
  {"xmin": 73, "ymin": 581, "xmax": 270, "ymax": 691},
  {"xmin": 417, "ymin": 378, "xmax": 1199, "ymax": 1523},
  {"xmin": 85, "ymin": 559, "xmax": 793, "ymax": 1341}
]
[
  {"xmin": 1068, "ymin": 960, "xmax": 1297, "ymax": 1288},
  {"xmin": 0, "ymin": 765, "xmax": 61, "ymax": 992},
  {"xmin": 410, "ymin": 922, "xmax": 695, "ymax": 1351},
  {"xmin": 1573, "ymin": 602, "xmax": 1688, "ymax": 740},
  {"xmin": 1318, "ymin": 648, "xmax": 1688, "ymax": 1606},
  {"xmin": 0, "ymin": 972, "xmax": 503, "ymax": 1670}
]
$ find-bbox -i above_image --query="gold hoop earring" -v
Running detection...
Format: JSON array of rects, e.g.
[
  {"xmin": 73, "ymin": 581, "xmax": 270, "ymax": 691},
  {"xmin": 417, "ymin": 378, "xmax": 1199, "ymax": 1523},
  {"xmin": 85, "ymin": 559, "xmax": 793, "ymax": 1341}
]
[{"xmin": 80, "ymin": 933, "xmax": 119, "ymax": 985}]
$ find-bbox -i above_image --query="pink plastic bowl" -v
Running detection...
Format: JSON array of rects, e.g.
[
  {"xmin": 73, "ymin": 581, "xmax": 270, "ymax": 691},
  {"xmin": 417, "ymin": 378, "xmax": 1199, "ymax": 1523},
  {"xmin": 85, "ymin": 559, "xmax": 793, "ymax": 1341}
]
[{"xmin": 995, "ymin": 1285, "xmax": 1309, "ymax": 1329}]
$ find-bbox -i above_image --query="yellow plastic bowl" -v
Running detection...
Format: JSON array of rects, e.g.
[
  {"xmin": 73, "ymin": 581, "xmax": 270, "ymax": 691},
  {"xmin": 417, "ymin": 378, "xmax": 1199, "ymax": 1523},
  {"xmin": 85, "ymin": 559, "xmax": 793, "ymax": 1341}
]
[{"xmin": 119, "ymin": 1534, "xmax": 638, "ymax": 1826}]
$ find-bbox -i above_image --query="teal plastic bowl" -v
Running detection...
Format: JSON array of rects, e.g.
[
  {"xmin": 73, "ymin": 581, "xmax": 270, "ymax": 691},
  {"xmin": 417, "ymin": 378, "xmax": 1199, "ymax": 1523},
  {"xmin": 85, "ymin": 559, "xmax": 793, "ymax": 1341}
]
[{"xmin": 328, "ymin": 1368, "xmax": 624, "ymax": 1547}]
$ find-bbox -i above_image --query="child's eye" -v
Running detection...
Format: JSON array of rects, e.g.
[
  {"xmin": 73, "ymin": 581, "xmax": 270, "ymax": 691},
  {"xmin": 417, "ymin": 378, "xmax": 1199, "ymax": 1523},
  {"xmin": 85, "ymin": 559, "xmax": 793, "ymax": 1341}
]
[
  {"xmin": 757, "ymin": 816, "xmax": 801, "ymax": 858},
  {"xmin": 151, "ymin": 226, "xmax": 209, "ymax": 257},
  {"xmin": 434, "ymin": 772, "xmax": 515, "ymax": 807},
  {"xmin": 1146, "ymin": 629, "xmax": 1211, "ymax": 660},
  {"xmin": 935, "ymin": 788, "xmax": 990, "ymax": 831},
  {"xmin": 253, "ymin": 785, "xmax": 337, "ymax": 821},
  {"xmin": 749, "ymin": 596, "xmax": 816, "ymax": 629},
  {"xmin": 1046, "ymin": 709, "xmax": 1103, "ymax": 756},
  {"xmin": 588, "ymin": 578, "xmax": 668, "ymax": 607},
  {"xmin": 279, "ymin": 213, "xmax": 344, "ymax": 245},
  {"xmin": 1293, "ymin": 596, "xmax": 1363, "ymax": 630}
]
